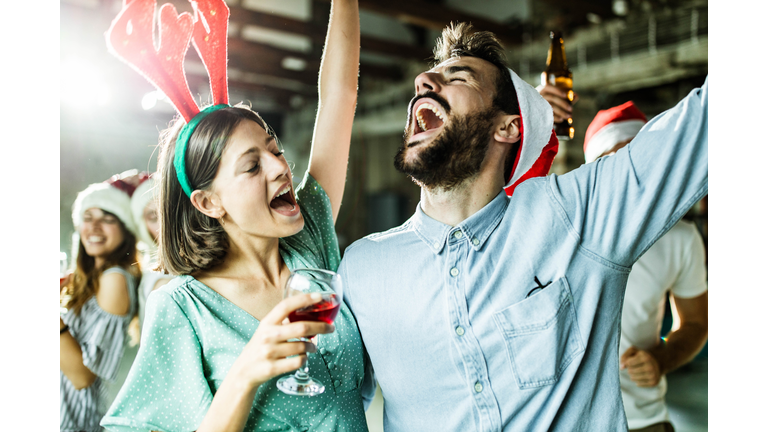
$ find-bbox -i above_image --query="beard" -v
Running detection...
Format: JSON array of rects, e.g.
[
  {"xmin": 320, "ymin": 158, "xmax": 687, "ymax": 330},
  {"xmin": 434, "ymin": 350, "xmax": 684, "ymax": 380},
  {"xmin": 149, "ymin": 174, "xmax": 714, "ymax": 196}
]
[{"xmin": 394, "ymin": 106, "xmax": 497, "ymax": 191}]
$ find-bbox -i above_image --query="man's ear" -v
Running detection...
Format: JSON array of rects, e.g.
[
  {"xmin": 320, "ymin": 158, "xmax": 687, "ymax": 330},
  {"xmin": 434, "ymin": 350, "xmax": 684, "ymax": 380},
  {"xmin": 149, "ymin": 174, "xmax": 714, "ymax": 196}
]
[
  {"xmin": 494, "ymin": 114, "xmax": 521, "ymax": 144},
  {"xmin": 190, "ymin": 189, "xmax": 225, "ymax": 219}
]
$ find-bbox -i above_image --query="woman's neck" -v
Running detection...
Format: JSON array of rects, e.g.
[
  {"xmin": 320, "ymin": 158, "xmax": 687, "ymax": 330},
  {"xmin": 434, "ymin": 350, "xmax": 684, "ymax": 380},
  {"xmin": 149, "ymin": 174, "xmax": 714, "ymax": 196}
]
[{"xmin": 198, "ymin": 234, "xmax": 286, "ymax": 291}]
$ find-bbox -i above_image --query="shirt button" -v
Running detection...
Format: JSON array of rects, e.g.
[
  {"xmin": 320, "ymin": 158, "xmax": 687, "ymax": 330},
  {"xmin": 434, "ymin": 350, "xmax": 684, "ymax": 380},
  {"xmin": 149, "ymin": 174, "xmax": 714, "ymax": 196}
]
[
  {"xmin": 455, "ymin": 326, "xmax": 465, "ymax": 336},
  {"xmin": 334, "ymin": 380, "xmax": 341, "ymax": 387},
  {"xmin": 453, "ymin": 231, "xmax": 463, "ymax": 239},
  {"xmin": 472, "ymin": 238, "xmax": 480, "ymax": 246},
  {"xmin": 320, "ymin": 348, "xmax": 327, "ymax": 355},
  {"xmin": 474, "ymin": 382, "xmax": 483, "ymax": 393},
  {"xmin": 433, "ymin": 242, "xmax": 441, "ymax": 249},
  {"xmin": 450, "ymin": 267, "xmax": 459, "ymax": 277}
]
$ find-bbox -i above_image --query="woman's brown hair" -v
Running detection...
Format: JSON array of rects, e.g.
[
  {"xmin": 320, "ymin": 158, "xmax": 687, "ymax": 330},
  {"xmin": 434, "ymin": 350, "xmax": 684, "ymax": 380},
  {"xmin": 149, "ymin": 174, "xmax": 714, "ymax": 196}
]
[
  {"xmin": 61, "ymin": 212, "xmax": 141, "ymax": 315},
  {"xmin": 157, "ymin": 104, "xmax": 275, "ymax": 276}
]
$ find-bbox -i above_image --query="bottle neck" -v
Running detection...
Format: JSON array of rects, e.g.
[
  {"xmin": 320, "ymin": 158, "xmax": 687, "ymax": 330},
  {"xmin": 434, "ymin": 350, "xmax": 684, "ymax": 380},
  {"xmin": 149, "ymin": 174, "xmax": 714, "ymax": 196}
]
[{"xmin": 545, "ymin": 35, "xmax": 569, "ymax": 73}]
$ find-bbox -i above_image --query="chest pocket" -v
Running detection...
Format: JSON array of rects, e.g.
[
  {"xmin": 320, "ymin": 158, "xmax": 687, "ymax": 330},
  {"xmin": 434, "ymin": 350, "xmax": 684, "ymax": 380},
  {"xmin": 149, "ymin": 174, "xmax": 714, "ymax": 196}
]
[{"xmin": 493, "ymin": 277, "xmax": 584, "ymax": 389}]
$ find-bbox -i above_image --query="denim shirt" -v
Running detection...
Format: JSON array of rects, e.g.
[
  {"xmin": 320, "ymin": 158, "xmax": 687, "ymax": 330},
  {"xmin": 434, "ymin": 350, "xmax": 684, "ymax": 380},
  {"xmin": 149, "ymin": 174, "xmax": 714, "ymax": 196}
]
[{"xmin": 339, "ymin": 79, "xmax": 707, "ymax": 432}]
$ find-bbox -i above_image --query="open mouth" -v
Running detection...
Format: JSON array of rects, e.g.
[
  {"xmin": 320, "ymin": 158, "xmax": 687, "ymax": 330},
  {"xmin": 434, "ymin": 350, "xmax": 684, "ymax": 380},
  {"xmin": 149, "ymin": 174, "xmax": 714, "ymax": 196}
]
[
  {"xmin": 270, "ymin": 183, "xmax": 298, "ymax": 214},
  {"xmin": 86, "ymin": 236, "xmax": 105, "ymax": 244},
  {"xmin": 412, "ymin": 101, "xmax": 446, "ymax": 137}
]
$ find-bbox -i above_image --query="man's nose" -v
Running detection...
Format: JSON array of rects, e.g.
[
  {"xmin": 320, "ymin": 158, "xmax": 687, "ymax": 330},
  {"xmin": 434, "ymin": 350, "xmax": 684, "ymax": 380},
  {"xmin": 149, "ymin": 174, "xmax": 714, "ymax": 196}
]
[{"xmin": 414, "ymin": 71, "xmax": 442, "ymax": 94}]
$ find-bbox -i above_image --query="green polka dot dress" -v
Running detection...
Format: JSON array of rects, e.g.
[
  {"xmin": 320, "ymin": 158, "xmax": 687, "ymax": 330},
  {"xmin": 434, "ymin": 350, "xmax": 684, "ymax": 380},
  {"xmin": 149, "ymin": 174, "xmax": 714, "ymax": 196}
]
[{"xmin": 101, "ymin": 174, "xmax": 368, "ymax": 432}]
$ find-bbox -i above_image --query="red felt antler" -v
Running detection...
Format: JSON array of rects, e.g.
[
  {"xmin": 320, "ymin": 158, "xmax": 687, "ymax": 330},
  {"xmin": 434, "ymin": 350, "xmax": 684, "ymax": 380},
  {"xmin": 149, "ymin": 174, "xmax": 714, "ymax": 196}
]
[
  {"xmin": 190, "ymin": 0, "xmax": 229, "ymax": 106},
  {"xmin": 106, "ymin": 0, "xmax": 201, "ymax": 122}
]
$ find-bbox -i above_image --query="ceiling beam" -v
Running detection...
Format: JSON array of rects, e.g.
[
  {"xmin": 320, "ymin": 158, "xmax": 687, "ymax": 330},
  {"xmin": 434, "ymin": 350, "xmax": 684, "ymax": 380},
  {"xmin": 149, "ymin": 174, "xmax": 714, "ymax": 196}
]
[
  {"xmin": 538, "ymin": 0, "xmax": 614, "ymax": 19},
  {"xmin": 350, "ymin": 0, "xmax": 523, "ymax": 45},
  {"xmin": 228, "ymin": 5, "xmax": 432, "ymax": 61},
  {"xmin": 227, "ymin": 38, "xmax": 403, "ymax": 81}
]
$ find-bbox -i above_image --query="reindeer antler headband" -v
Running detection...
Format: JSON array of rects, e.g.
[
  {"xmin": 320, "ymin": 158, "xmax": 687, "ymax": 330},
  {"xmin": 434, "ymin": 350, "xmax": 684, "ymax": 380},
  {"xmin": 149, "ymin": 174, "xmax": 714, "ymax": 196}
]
[{"xmin": 106, "ymin": 0, "xmax": 231, "ymax": 197}]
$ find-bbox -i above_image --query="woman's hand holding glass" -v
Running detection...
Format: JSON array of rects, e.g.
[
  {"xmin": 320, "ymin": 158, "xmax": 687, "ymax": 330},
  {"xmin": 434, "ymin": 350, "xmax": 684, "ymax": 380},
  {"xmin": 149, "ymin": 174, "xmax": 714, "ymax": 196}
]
[{"xmin": 230, "ymin": 293, "xmax": 335, "ymax": 391}]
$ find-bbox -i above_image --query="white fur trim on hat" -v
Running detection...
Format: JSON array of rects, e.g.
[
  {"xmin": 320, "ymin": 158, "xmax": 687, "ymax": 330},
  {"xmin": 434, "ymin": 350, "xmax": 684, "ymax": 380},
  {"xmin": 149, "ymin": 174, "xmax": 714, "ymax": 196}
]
[
  {"xmin": 584, "ymin": 119, "xmax": 645, "ymax": 163},
  {"xmin": 72, "ymin": 182, "xmax": 139, "ymax": 237},
  {"xmin": 506, "ymin": 68, "xmax": 554, "ymax": 187},
  {"xmin": 131, "ymin": 178, "xmax": 159, "ymax": 249}
]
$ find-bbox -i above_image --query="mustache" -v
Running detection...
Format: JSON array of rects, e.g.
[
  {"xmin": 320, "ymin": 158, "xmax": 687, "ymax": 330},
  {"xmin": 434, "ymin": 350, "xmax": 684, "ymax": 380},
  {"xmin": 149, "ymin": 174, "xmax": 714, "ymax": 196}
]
[{"xmin": 407, "ymin": 91, "xmax": 452, "ymax": 119}]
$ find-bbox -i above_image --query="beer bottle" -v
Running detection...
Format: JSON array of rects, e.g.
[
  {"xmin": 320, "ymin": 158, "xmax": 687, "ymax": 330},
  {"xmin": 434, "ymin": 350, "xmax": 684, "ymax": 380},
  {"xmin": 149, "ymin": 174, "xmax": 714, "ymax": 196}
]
[{"xmin": 542, "ymin": 31, "xmax": 574, "ymax": 140}]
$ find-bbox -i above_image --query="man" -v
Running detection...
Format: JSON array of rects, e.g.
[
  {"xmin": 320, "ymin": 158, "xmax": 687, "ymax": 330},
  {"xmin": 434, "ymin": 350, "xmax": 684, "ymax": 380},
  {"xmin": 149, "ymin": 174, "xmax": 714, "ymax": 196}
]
[
  {"xmin": 584, "ymin": 102, "xmax": 709, "ymax": 432},
  {"xmin": 339, "ymin": 23, "xmax": 708, "ymax": 431}
]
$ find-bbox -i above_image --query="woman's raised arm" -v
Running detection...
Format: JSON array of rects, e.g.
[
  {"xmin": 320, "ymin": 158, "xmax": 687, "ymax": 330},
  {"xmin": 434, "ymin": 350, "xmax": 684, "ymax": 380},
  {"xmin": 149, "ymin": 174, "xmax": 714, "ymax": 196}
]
[{"xmin": 306, "ymin": 0, "xmax": 360, "ymax": 222}]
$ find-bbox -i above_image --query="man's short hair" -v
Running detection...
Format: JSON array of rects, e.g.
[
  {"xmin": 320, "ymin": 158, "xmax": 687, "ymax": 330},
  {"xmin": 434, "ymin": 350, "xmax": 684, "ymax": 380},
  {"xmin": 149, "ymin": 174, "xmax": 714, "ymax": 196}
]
[{"xmin": 432, "ymin": 22, "xmax": 521, "ymax": 181}]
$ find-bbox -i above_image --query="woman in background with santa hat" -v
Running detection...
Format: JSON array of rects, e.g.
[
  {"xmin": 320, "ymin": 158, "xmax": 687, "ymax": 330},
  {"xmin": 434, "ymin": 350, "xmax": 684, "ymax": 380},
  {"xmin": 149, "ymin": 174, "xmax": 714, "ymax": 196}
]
[{"xmin": 60, "ymin": 176, "xmax": 141, "ymax": 432}]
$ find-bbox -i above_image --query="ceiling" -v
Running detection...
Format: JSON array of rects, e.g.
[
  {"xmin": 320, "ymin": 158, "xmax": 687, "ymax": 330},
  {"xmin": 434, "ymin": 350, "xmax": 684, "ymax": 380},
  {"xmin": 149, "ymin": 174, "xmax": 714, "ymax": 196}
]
[{"xmin": 60, "ymin": 0, "xmax": 662, "ymax": 115}]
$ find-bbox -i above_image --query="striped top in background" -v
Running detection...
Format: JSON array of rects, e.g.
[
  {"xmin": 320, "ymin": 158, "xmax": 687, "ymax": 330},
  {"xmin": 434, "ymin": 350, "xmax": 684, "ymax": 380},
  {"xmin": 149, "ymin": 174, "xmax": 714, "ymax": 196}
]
[{"xmin": 61, "ymin": 266, "xmax": 138, "ymax": 432}]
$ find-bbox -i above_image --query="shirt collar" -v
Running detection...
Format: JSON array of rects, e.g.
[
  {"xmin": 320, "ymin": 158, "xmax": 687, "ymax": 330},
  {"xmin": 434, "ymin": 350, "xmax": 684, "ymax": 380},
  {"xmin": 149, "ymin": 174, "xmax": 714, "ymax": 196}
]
[{"xmin": 412, "ymin": 190, "xmax": 509, "ymax": 254}]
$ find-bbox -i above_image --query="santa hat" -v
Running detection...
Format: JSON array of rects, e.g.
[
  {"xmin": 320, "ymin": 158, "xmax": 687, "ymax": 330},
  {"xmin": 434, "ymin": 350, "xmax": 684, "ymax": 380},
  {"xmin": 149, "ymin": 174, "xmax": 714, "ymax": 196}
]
[
  {"xmin": 504, "ymin": 68, "xmax": 559, "ymax": 196},
  {"xmin": 583, "ymin": 101, "xmax": 647, "ymax": 163},
  {"xmin": 71, "ymin": 173, "xmax": 141, "ymax": 263},
  {"xmin": 131, "ymin": 173, "xmax": 159, "ymax": 249}
]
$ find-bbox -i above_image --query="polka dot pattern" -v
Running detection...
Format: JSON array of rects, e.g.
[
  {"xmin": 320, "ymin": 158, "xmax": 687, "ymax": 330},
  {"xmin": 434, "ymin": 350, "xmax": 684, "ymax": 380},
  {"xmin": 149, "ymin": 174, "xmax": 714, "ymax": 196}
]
[{"xmin": 101, "ymin": 174, "xmax": 368, "ymax": 432}]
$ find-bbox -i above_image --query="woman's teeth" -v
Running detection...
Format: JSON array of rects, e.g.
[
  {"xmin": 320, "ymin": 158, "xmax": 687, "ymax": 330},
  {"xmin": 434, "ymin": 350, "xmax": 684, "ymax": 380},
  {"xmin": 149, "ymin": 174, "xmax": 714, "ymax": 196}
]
[{"xmin": 87, "ymin": 236, "xmax": 105, "ymax": 243}]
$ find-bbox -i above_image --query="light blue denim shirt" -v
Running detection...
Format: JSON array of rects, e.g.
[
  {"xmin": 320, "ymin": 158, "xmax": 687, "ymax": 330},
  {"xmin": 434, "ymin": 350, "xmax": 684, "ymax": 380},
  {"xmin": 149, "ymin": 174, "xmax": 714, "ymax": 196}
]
[{"xmin": 340, "ymin": 79, "xmax": 707, "ymax": 432}]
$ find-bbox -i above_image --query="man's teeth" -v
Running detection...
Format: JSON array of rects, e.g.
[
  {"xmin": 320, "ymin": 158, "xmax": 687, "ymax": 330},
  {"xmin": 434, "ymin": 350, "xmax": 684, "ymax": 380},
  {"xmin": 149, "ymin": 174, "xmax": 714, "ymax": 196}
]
[{"xmin": 415, "ymin": 103, "xmax": 445, "ymax": 132}]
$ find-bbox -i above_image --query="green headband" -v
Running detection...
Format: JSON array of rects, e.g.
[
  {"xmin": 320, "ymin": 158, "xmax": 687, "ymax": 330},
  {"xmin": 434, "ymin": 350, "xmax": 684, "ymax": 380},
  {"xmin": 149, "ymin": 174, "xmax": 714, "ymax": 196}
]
[{"xmin": 174, "ymin": 104, "xmax": 230, "ymax": 197}]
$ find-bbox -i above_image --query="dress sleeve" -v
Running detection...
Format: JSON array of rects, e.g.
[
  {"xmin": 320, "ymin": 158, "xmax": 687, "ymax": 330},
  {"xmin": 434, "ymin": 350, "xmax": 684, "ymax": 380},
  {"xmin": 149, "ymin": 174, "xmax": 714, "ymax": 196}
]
[
  {"xmin": 79, "ymin": 267, "xmax": 136, "ymax": 382},
  {"xmin": 78, "ymin": 303, "xmax": 129, "ymax": 382},
  {"xmin": 101, "ymin": 289, "xmax": 213, "ymax": 432},
  {"xmin": 547, "ymin": 78, "xmax": 708, "ymax": 268},
  {"xmin": 282, "ymin": 172, "xmax": 341, "ymax": 271}
]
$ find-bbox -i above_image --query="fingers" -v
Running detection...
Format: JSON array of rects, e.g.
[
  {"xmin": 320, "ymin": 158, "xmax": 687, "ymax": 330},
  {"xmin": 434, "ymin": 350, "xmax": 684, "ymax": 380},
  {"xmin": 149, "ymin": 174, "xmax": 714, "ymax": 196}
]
[
  {"xmin": 538, "ymin": 87, "xmax": 572, "ymax": 123},
  {"xmin": 620, "ymin": 346, "xmax": 638, "ymax": 368},
  {"xmin": 267, "ymin": 340, "xmax": 317, "ymax": 360},
  {"xmin": 258, "ymin": 321, "xmax": 335, "ymax": 344},
  {"xmin": 262, "ymin": 293, "xmax": 324, "ymax": 325}
]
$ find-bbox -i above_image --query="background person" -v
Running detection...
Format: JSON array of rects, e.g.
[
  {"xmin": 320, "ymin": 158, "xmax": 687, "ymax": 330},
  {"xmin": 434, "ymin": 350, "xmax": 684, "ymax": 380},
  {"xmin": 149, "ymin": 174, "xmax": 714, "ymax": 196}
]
[
  {"xmin": 129, "ymin": 172, "xmax": 172, "ymax": 326},
  {"xmin": 60, "ymin": 178, "xmax": 141, "ymax": 432},
  {"xmin": 584, "ymin": 102, "xmax": 709, "ymax": 432}
]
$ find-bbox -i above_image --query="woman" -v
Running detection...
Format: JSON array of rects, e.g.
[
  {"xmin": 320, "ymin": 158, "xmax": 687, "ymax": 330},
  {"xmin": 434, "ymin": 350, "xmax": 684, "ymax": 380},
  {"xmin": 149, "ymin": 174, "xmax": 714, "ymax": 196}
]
[
  {"xmin": 60, "ymin": 180, "xmax": 141, "ymax": 432},
  {"xmin": 129, "ymin": 173, "xmax": 172, "ymax": 326},
  {"xmin": 101, "ymin": 0, "xmax": 365, "ymax": 431}
]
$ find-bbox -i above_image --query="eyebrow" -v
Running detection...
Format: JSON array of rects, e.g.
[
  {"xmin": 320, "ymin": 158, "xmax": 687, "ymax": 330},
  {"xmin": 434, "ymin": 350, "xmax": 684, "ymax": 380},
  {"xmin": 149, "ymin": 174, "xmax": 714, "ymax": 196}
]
[
  {"xmin": 445, "ymin": 65, "xmax": 476, "ymax": 76},
  {"xmin": 236, "ymin": 136, "xmax": 275, "ymax": 162}
]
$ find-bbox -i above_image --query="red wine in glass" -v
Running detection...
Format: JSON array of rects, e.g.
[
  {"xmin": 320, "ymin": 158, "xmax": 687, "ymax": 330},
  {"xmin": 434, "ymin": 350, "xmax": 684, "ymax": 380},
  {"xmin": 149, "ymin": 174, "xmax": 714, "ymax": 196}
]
[
  {"xmin": 277, "ymin": 268, "xmax": 343, "ymax": 397},
  {"xmin": 288, "ymin": 293, "xmax": 340, "ymax": 325}
]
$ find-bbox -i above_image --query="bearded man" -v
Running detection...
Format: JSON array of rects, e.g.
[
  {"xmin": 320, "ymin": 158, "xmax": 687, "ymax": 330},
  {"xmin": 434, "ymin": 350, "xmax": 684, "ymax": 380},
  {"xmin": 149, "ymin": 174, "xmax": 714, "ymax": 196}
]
[{"xmin": 338, "ymin": 23, "xmax": 708, "ymax": 432}]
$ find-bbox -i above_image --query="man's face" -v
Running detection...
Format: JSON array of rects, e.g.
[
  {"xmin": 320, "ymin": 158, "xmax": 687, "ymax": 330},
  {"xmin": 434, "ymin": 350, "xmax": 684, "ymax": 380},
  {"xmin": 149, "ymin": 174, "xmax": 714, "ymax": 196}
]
[{"xmin": 396, "ymin": 56, "xmax": 501, "ymax": 190}]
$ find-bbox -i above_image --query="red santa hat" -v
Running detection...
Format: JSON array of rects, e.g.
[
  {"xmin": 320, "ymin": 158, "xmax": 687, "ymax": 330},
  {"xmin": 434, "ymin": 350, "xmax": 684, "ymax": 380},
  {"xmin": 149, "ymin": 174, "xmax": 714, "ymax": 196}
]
[
  {"xmin": 583, "ymin": 101, "xmax": 647, "ymax": 163},
  {"xmin": 504, "ymin": 68, "xmax": 559, "ymax": 196}
]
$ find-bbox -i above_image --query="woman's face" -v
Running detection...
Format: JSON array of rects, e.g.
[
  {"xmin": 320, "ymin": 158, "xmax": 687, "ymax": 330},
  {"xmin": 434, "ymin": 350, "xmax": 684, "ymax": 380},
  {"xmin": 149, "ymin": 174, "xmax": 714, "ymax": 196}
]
[
  {"xmin": 80, "ymin": 208, "xmax": 125, "ymax": 259},
  {"xmin": 210, "ymin": 119, "xmax": 303, "ymax": 240},
  {"xmin": 143, "ymin": 200, "xmax": 160, "ymax": 243}
]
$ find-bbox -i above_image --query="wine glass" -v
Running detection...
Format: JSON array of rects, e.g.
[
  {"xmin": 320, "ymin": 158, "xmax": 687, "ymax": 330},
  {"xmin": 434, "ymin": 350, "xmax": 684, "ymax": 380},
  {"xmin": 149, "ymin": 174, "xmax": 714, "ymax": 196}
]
[{"xmin": 276, "ymin": 268, "xmax": 343, "ymax": 396}]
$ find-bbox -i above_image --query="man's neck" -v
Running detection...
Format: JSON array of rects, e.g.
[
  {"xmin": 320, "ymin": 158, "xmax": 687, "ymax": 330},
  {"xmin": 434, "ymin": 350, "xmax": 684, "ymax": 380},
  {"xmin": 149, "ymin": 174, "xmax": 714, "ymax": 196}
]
[{"xmin": 420, "ymin": 172, "xmax": 504, "ymax": 227}]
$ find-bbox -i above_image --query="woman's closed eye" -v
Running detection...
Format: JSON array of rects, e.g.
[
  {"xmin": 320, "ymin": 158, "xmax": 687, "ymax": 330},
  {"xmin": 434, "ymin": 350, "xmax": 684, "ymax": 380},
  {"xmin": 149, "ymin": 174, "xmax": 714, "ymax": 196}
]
[{"xmin": 247, "ymin": 162, "xmax": 261, "ymax": 173}]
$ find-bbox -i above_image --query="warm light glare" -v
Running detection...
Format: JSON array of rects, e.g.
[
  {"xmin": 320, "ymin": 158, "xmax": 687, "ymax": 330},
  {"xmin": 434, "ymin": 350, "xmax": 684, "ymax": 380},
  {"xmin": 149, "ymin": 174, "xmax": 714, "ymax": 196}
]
[
  {"xmin": 61, "ymin": 60, "xmax": 110, "ymax": 109},
  {"xmin": 141, "ymin": 92, "xmax": 158, "ymax": 110}
]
